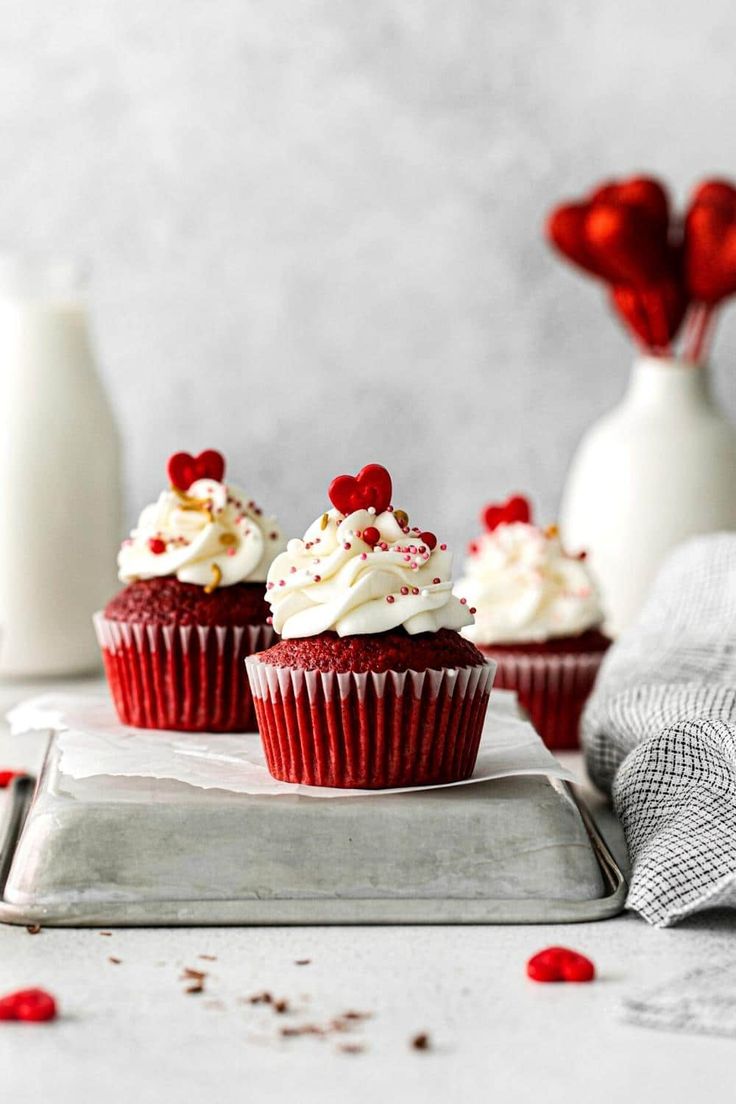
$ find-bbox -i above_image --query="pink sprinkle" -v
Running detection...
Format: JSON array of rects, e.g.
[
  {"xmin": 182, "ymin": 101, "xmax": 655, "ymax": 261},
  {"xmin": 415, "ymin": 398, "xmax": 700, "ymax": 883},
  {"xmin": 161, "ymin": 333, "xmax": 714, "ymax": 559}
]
[
  {"xmin": 386, "ymin": 595, "xmax": 395, "ymax": 604},
  {"xmin": 411, "ymin": 587, "xmax": 419, "ymax": 595},
  {"xmin": 313, "ymin": 575, "xmax": 321, "ymax": 582},
  {"xmin": 400, "ymin": 586, "xmax": 409, "ymax": 595},
  {"xmin": 403, "ymin": 554, "xmax": 411, "ymax": 562},
  {"xmin": 408, "ymin": 545, "xmax": 417, "ymax": 553},
  {"xmin": 343, "ymin": 542, "xmax": 352, "ymax": 550},
  {"xmin": 279, "ymin": 579, "xmax": 286, "ymax": 587},
  {"xmin": 460, "ymin": 597, "xmax": 467, "ymax": 605},
  {"xmin": 470, "ymin": 606, "xmax": 477, "ymax": 614},
  {"xmin": 418, "ymin": 545, "xmax": 426, "ymax": 554},
  {"xmin": 433, "ymin": 577, "xmax": 441, "ymax": 584},
  {"xmin": 266, "ymin": 616, "xmax": 273, "ymax": 625},
  {"xmin": 402, "ymin": 527, "xmax": 410, "ymax": 534},
  {"xmin": 440, "ymin": 543, "xmax": 447, "ymax": 551},
  {"xmin": 226, "ymin": 547, "xmax": 236, "ymax": 557},
  {"xmin": 360, "ymin": 552, "xmax": 367, "ymax": 560},
  {"xmin": 290, "ymin": 566, "xmax": 297, "ymax": 573}
]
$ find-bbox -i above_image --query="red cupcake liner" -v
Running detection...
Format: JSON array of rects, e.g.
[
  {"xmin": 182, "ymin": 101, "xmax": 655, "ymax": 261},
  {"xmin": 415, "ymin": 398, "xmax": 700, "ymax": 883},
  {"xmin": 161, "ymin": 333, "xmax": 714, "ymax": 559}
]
[
  {"xmin": 483, "ymin": 651, "xmax": 604, "ymax": 750},
  {"xmin": 245, "ymin": 657, "xmax": 495, "ymax": 789},
  {"xmin": 94, "ymin": 613, "xmax": 275, "ymax": 732}
]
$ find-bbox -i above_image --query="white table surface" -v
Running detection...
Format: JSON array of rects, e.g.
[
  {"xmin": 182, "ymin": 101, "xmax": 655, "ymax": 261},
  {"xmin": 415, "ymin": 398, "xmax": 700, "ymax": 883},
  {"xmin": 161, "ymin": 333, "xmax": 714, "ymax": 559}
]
[{"xmin": 1, "ymin": 676, "xmax": 734, "ymax": 1104}]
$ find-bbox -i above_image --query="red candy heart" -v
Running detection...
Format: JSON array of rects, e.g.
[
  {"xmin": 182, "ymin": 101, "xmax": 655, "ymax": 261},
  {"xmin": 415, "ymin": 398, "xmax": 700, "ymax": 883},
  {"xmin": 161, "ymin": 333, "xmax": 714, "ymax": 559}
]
[
  {"xmin": 684, "ymin": 180, "xmax": 736, "ymax": 303},
  {"xmin": 328, "ymin": 464, "xmax": 393, "ymax": 517},
  {"xmin": 0, "ymin": 988, "xmax": 58, "ymax": 1022},
  {"xmin": 166, "ymin": 450, "xmax": 226, "ymax": 491},
  {"xmin": 482, "ymin": 494, "xmax": 532, "ymax": 532},
  {"xmin": 526, "ymin": 947, "xmax": 595, "ymax": 984}
]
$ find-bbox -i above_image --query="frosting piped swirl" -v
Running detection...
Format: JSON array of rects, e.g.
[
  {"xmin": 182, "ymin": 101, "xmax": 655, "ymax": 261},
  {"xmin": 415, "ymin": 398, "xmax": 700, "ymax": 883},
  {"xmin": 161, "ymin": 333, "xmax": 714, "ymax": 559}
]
[
  {"xmin": 455, "ymin": 520, "xmax": 604, "ymax": 645},
  {"xmin": 267, "ymin": 507, "xmax": 473, "ymax": 639},
  {"xmin": 118, "ymin": 476, "xmax": 284, "ymax": 588}
]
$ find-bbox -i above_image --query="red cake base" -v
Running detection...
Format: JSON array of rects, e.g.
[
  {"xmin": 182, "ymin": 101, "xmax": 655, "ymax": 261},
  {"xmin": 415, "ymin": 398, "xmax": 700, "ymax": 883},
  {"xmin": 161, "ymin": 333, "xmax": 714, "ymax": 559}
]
[
  {"xmin": 95, "ymin": 614, "xmax": 274, "ymax": 732},
  {"xmin": 478, "ymin": 634, "xmax": 610, "ymax": 750},
  {"xmin": 246, "ymin": 655, "xmax": 494, "ymax": 788}
]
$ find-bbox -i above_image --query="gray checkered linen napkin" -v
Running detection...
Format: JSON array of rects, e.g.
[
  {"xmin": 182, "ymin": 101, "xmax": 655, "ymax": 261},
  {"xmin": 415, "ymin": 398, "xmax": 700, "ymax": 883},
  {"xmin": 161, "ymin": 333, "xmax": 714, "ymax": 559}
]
[{"xmin": 582, "ymin": 533, "xmax": 736, "ymax": 928}]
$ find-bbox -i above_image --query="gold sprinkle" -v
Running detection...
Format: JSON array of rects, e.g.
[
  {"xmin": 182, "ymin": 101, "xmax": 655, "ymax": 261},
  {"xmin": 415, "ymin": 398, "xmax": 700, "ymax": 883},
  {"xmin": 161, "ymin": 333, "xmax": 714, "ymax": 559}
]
[
  {"xmin": 174, "ymin": 489, "xmax": 214, "ymax": 523},
  {"xmin": 393, "ymin": 509, "xmax": 409, "ymax": 528},
  {"xmin": 204, "ymin": 563, "xmax": 222, "ymax": 594},
  {"xmin": 219, "ymin": 532, "xmax": 237, "ymax": 547},
  {"xmin": 545, "ymin": 524, "xmax": 559, "ymax": 539},
  {"xmin": 320, "ymin": 513, "xmax": 329, "ymax": 530}
]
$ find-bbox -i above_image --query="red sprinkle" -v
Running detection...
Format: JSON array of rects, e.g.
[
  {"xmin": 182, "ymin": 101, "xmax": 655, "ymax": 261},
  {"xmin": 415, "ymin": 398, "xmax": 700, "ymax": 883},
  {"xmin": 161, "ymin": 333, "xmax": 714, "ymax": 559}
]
[
  {"xmin": 313, "ymin": 575, "xmax": 321, "ymax": 582},
  {"xmin": 148, "ymin": 538, "xmax": 167, "ymax": 555},
  {"xmin": 440, "ymin": 543, "xmax": 447, "ymax": 551},
  {"xmin": 0, "ymin": 988, "xmax": 58, "ymax": 1022},
  {"xmin": 526, "ymin": 947, "xmax": 595, "ymax": 984},
  {"xmin": 362, "ymin": 526, "xmax": 380, "ymax": 547},
  {"xmin": 400, "ymin": 586, "xmax": 409, "ymax": 595},
  {"xmin": 386, "ymin": 595, "xmax": 396, "ymax": 604},
  {"xmin": 469, "ymin": 607, "xmax": 477, "ymax": 614},
  {"xmin": 420, "ymin": 531, "xmax": 437, "ymax": 551},
  {"xmin": 432, "ymin": 577, "xmax": 441, "ymax": 585}
]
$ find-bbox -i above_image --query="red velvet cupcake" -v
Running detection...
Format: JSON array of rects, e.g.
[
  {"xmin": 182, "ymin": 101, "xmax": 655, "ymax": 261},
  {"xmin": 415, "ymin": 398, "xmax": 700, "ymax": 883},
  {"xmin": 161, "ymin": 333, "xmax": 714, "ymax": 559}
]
[
  {"xmin": 95, "ymin": 449, "xmax": 284, "ymax": 731},
  {"xmin": 245, "ymin": 464, "xmax": 494, "ymax": 788},
  {"xmin": 455, "ymin": 495, "xmax": 610, "ymax": 750}
]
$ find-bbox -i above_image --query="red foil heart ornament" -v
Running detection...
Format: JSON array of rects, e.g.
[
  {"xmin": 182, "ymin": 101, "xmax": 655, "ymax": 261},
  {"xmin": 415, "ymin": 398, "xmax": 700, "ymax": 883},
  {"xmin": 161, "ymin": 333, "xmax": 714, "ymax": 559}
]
[
  {"xmin": 0, "ymin": 988, "xmax": 58, "ymax": 1022},
  {"xmin": 685, "ymin": 180, "xmax": 736, "ymax": 304},
  {"xmin": 482, "ymin": 494, "xmax": 531, "ymax": 532},
  {"xmin": 328, "ymin": 464, "xmax": 393, "ymax": 516},
  {"xmin": 592, "ymin": 176, "xmax": 670, "ymax": 231},
  {"xmin": 585, "ymin": 202, "xmax": 671, "ymax": 288},
  {"xmin": 166, "ymin": 450, "xmax": 226, "ymax": 491},
  {"xmin": 546, "ymin": 204, "xmax": 602, "ymax": 278},
  {"xmin": 611, "ymin": 276, "xmax": 688, "ymax": 351}
]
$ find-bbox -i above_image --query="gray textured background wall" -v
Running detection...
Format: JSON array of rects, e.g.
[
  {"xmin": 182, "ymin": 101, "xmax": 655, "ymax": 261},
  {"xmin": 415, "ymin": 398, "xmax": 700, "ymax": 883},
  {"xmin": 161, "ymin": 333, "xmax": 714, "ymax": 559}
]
[{"xmin": 2, "ymin": 0, "xmax": 735, "ymax": 550}]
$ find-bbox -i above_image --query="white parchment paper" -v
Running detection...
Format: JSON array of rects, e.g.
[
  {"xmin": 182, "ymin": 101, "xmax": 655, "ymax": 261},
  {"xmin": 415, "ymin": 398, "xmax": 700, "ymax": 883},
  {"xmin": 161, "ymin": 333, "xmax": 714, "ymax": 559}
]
[{"xmin": 8, "ymin": 690, "xmax": 574, "ymax": 798}]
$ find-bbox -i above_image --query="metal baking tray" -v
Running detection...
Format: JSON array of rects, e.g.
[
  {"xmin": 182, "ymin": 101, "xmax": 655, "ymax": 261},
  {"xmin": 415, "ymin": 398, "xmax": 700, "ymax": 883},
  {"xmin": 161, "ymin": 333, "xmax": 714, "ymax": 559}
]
[{"xmin": 0, "ymin": 734, "xmax": 625, "ymax": 927}]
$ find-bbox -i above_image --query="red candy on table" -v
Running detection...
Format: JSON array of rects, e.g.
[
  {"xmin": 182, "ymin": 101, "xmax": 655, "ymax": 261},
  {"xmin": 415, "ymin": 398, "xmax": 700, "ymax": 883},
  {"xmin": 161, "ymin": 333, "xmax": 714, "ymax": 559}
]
[
  {"xmin": 526, "ymin": 947, "xmax": 596, "ymax": 983},
  {"xmin": 328, "ymin": 463, "xmax": 393, "ymax": 517},
  {"xmin": 0, "ymin": 770, "xmax": 22, "ymax": 788},
  {"xmin": 0, "ymin": 988, "xmax": 58, "ymax": 1022},
  {"xmin": 166, "ymin": 449, "xmax": 226, "ymax": 491}
]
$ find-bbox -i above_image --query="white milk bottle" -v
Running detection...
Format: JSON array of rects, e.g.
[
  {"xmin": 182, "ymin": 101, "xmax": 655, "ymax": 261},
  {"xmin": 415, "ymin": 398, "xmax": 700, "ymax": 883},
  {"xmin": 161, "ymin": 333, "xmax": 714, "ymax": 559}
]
[{"xmin": 0, "ymin": 258, "xmax": 121, "ymax": 675}]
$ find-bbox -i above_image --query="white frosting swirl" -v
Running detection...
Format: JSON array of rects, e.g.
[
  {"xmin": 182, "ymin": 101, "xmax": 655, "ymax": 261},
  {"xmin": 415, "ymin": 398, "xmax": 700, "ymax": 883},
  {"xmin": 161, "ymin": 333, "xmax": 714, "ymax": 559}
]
[
  {"xmin": 118, "ymin": 478, "xmax": 284, "ymax": 587},
  {"xmin": 267, "ymin": 508, "xmax": 473, "ymax": 639},
  {"xmin": 455, "ymin": 523, "xmax": 604, "ymax": 645}
]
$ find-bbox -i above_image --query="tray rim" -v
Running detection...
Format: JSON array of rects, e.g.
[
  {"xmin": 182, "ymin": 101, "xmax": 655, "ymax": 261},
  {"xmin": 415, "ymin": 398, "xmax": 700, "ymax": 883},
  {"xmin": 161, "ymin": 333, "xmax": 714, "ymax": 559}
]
[{"xmin": 0, "ymin": 749, "xmax": 627, "ymax": 928}]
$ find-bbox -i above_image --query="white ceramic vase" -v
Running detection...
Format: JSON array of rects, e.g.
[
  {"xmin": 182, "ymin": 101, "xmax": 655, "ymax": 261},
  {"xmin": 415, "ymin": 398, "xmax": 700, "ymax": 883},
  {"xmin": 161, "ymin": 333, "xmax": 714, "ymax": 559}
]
[
  {"xmin": 0, "ymin": 258, "xmax": 121, "ymax": 675},
  {"xmin": 560, "ymin": 356, "xmax": 736, "ymax": 637}
]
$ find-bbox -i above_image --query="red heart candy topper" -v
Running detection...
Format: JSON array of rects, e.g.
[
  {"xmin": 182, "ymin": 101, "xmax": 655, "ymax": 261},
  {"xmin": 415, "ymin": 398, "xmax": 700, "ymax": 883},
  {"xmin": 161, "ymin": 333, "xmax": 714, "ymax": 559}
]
[
  {"xmin": 167, "ymin": 450, "xmax": 226, "ymax": 492},
  {"xmin": 328, "ymin": 463, "xmax": 393, "ymax": 516},
  {"xmin": 482, "ymin": 494, "xmax": 532, "ymax": 533}
]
